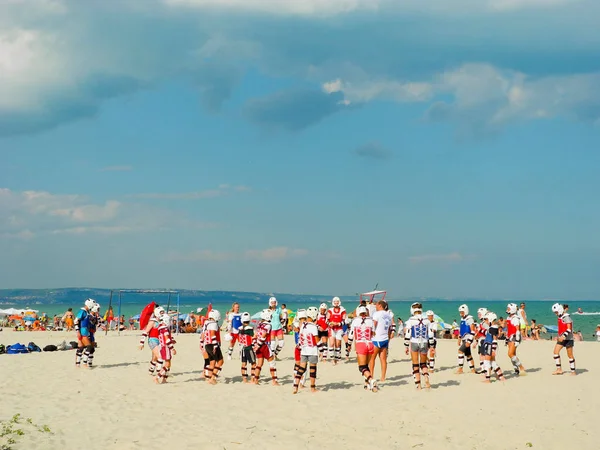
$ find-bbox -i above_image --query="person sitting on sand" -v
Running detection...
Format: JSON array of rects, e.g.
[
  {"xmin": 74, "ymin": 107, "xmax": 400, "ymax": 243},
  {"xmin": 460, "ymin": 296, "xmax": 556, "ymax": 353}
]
[{"xmin": 530, "ymin": 320, "xmax": 541, "ymax": 340}]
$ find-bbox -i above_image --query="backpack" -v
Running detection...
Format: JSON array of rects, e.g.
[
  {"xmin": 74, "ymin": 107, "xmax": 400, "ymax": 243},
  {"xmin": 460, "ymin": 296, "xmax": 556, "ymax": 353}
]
[
  {"xmin": 6, "ymin": 343, "xmax": 29, "ymax": 354},
  {"xmin": 27, "ymin": 342, "xmax": 42, "ymax": 352},
  {"xmin": 0, "ymin": 344, "xmax": 5, "ymax": 354},
  {"xmin": 43, "ymin": 345, "xmax": 58, "ymax": 352}
]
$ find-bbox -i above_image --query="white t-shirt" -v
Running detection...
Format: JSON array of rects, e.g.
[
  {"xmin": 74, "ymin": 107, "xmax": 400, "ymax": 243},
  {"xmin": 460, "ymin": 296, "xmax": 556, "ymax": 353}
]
[
  {"xmin": 596, "ymin": 330, "xmax": 600, "ymax": 342},
  {"xmin": 298, "ymin": 322, "xmax": 319, "ymax": 356},
  {"xmin": 372, "ymin": 310, "xmax": 392, "ymax": 341}
]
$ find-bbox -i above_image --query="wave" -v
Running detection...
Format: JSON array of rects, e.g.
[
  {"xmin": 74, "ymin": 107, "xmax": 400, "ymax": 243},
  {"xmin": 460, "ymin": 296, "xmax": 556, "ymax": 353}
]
[{"xmin": 572, "ymin": 312, "xmax": 600, "ymax": 316}]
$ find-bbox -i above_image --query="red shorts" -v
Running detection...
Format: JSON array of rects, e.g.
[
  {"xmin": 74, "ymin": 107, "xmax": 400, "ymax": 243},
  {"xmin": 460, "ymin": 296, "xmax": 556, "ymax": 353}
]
[
  {"xmin": 229, "ymin": 333, "xmax": 239, "ymax": 345},
  {"xmin": 355, "ymin": 342, "xmax": 374, "ymax": 356},
  {"xmin": 255, "ymin": 345, "xmax": 272, "ymax": 360},
  {"xmin": 294, "ymin": 347, "xmax": 301, "ymax": 362},
  {"xmin": 160, "ymin": 345, "xmax": 172, "ymax": 361},
  {"xmin": 270, "ymin": 329, "xmax": 284, "ymax": 340}
]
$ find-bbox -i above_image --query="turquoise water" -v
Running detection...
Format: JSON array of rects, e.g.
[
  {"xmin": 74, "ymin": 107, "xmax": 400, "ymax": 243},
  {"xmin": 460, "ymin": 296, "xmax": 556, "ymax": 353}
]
[{"xmin": 4, "ymin": 299, "xmax": 600, "ymax": 338}]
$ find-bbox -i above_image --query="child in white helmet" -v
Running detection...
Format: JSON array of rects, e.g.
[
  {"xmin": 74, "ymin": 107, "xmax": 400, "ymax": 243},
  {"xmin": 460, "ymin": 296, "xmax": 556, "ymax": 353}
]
[
  {"xmin": 326, "ymin": 297, "xmax": 347, "ymax": 364},
  {"xmin": 456, "ymin": 304, "xmax": 477, "ymax": 374},
  {"xmin": 505, "ymin": 303, "xmax": 526, "ymax": 376},
  {"xmin": 268, "ymin": 297, "xmax": 285, "ymax": 360},
  {"xmin": 238, "ymin": 312, "xmax": 256, "ymax": 383},
  {"xmin": 551, "ymin": 303, "xmax": 576, "ymax": 375},
  {"xmin": 81, "ymin": 302, "xmax": 101, "ymax": 368},
  {"xmin": 252, "ymin": 309, "xmax": 279, "ymax": 386},
  {"xmin": 316, "ymin": 303, "xmax": 329, "ymax": 361},
  {"xmin": 200, "ymin": 310, "xmax": 223, "ymax": 384},
  {"xmin": 425, "ymin": 310, "xmax": 437, "ymax": 372},
  {"xmin": 156, "ymin": 314, "xmax": 176, "ymax": 384},
  {"xmin": 293, "ymin": 307, "xmax": 319, "ymax": 393},
  {"xmin": 75, "ymin": 298, "xmax": 96, "ymax": 368},
  {"xmin": 481, "ymin": 312, "xmax": 506, "ymax": 383},
  {"xmin": 404, "ymin": 303, "xmax": 434, "ymax": 389},
  {"xmin": 140, "ymin": 306, "xmax": 166, "ymax": 377},
  {"xmin": 292, "ymin": 310, "xmax": 306, "ymax": 388},
  {"xmin": 350, "ymin": 306, "xmax": 378, "ymax": 392},
  {"xmin": 474, "ymin": 308, "xmax": 489, "ymax": 374}
]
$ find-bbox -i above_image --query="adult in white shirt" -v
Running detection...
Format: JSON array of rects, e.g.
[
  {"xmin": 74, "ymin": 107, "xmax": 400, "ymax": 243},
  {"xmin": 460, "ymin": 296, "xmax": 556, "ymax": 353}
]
[{"xmin": 369, "ymin": 301, "xmax": 393, "ymax": 382}]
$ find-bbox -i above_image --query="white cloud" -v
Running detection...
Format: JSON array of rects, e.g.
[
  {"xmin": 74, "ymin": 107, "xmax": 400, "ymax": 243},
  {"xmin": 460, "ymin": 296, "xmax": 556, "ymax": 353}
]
[
  {"xmin": 0, "ymin": 187, "xmax": 209, "ymax": 239},
  {"xmin": 323, "ymin": 78, "xmax": 434, "ymax": 104},
  {"xmin": 128, "ymin": 184, "xmax": 250, "ymax": 200},
  {"xmin": 164, "ymin": 246, "xmax": 309, "ymax": 263},
  {"xmin": 409, "ymin": 252, "xmax": 474, "ymax": 264}
]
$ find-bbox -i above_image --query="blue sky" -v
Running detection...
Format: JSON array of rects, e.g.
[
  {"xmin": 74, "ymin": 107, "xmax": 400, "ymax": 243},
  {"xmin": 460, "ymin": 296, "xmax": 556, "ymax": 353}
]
[{"xmin": 1, "ymin": 0, "xmax": 600, "ymax": 299}]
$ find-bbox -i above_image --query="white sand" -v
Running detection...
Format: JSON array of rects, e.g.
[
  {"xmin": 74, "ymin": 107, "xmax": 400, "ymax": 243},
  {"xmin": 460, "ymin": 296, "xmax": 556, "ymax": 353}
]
[{"xmin": 0, "ymin": 331, "xmax": 598, "ymax": 449}]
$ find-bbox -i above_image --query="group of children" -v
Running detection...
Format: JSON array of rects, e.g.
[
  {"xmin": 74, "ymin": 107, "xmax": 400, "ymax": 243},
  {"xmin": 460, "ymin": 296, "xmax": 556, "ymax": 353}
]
[{"xmin": 74, "ymin": 295, "xmax": 578, "ymax": 391}]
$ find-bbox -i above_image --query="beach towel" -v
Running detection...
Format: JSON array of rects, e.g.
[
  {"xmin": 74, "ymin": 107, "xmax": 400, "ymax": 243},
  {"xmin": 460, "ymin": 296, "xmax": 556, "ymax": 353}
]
[
  {"xmin": 43, "ymin": 344, "xmax": 58, "ymax": 352},
  {"xmin": 6, "ymin": 343, "xmax": 29, "ymax": 354},
  {"xmin": 27, "ymin": 342, "xmax": 42, "ymax": 352}
]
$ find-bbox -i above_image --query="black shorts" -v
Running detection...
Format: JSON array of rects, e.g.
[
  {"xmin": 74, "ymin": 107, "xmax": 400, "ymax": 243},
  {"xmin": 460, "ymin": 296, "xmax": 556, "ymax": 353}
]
[
  {"xmin": 205, "ymin": 344, "xmax": 223, "ymax": 362},
  {"xmin": 318, "ymin": 330, "xmax": 328, "ymax": 339},
  {"xmin": 557, "ymin": 339, "xmax": 574, "ymax": 349},
  {"xmin": 482, "ymin": 342, "xmax": 493, "ymax": 357},
  {"xmin": 241, "ymin": 347, "xmax": 256, "ymax": 365}
]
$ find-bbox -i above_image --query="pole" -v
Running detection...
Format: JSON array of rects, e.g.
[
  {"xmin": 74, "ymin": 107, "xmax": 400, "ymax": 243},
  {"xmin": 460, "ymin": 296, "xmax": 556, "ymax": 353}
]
[
  {"xmin": 105, "ymin": 291, "xmax": 113, "ymax": 336},
  {"xmin": 117, "ymin": 291, "xmax": 122, "ymax": 336}
]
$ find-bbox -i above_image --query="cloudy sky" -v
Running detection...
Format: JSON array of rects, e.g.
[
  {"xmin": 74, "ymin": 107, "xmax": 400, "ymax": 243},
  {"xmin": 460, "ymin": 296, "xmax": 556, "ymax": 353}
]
[{"xmin": 1, "ymin": 0, "xmax": 599, "ymax": 298}]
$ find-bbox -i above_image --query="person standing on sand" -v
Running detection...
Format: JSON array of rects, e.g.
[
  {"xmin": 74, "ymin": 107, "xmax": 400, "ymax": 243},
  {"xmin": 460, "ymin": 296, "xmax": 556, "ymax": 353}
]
[
  {"xmin": 293, "ymin": 307, "xmax": 319, "ymax": 394},
  {"xmin": 225, "ymin": 302, "xmax": 243, "ymax": 361},
  {"xmin": 81, "ymin": 302, "xmax": 100, "ymax": 367},
  {"xmin": 239, "ymin": 312, "xmax": 257, "ymax": 383},
  {"xmin": 518, "ymin": 303, "xmax": 528, "ymax": 339},
  {"xmin": 481, "ymin": 312, "xmax": 506, "ymax": 383},
  {"xmin": 316, "ymin": 303, "xmax": 329, "ymax": 362},
  {"xmin": 426, "ymin": 310, "xmax": 438, "ymax": 372},
  {"xmin": 456, "ymin": 305, "xmax": 476, "ymax": 374},
  {"xmin": 551, "ymin": 303, "xmax": 576, "ymax": 376},
  {"xmin": 506, "ymin": 303, "xmax": 526, "ymax": 376},
  {"xmin": 268, "ymin": 297, "xmax": 285, "ymax": 359},
  {"xmin": 63, "ymin": 308, "xmax": 74, "ymax": 331},
  {"xmin": 350, "ymin": 306, "xmax": 378, "ymax": 392},
  {"xmin": 370, "ymin": 300, "xmax": 392, "ymax": 382},
  {"xmin": 474, "ymin": 308, "xmax": 489, "ymax": 374},
  {"xmin": 74, "ymin": 299, "xmax": 96, "ymax": 368},
  {"xmin": 140, "ymin": 306, "xmax": 166, "ymax": 377},
  {"xmin": 326, "ymin": 297, "xmax": 346, "ymax": 365},
  {"xmin": 252, "ymin": 309, "xmax": 280, "ymax": 386},
  {"xmin": 404, "ymin": 303, "xmax": 434, "ymax": 390},
  {"xmin": 200, "ymin": 310, "xmax": 224, "ymax": 385},
  {"xmin": 155, "ymin": 314, "xmax": 176, "ymax": 384}
]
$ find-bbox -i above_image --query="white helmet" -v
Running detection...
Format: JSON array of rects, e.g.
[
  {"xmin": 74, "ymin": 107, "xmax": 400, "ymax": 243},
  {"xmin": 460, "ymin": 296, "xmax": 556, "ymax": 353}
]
[
  {"xmin": 297, "ymin": 309, "xmax": 307, "ymax": 319},
  {"xmin": 485, "ymin": 312, "xmax": 497, "ymax": 323},
  {"xmin": 458, "ymin": 304, "xmax": 469, "ymax": 315},
  {"xmin": 357, "ymin": 305, "xmax": 368, "ymax": 316},
  {"xmin": 161, "ymin": 314, "xmax": 171, "ymax": 325},
  {"xmin": 92, "ymin": 302, "xmax": 100, "ymax": 313},
  {"xmin": 410, "ymin": 302, "xmax": 422, "ymax": 316},
  {"xmin": 208, "ymin": 310, "xmax": 221, "ymax": 322},
  {"xmin": 319, "ymin": 303, "xmax": 327, "ymax": 310},
  {"xmin": 306, "ymin": 307, "xmax": 318, "ymax": 320},
  {"xmin": 85, "ymin": 298, "xmax": 96, "ymax": 310},
  {"xmin": 154, "ymin": 306, "xmax": 165, "ymax": 317},
  {"xmin": 332, "ymin": 297, "xmax": 341, "ymax": 307},
  {"xmin": 477, "ymin": 308, "xmax": 488, "ymax": 319},
  {"xmin": 426, "ymin": 310, "xmax": 434, "ymax": 317},
  {"xmin": 260, "ymin": 309, "xmax": 272, "ymax": 321},
  {"xmin": 241, "ymin": 312, "xmax": 251, "ymax": 323},
  {"xmin": 506, "ymin": 303, "xmax": 517, "ymax": 315},
  {"xmin": 552, "ymin": 303, "xmax": 564, "ymax": 316},
  {"xmin": 269, "ymin": 296, "xmax": 277, "ymax": 306}
]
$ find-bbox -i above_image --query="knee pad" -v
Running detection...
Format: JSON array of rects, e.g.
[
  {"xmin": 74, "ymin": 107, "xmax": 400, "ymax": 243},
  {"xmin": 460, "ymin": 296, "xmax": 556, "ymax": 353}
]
[
  {"xmin": 269, "ymin": 360, "xmax": 276, "ymax": 369},
  {"xmin": 86, "ymin": 345, "xmax": 95, "ymax": 354},
  {"xmin": 358, "ymin": 364, "xmax": 369, "ymax": 376},
  {"xmin": 419, "ymin": 362, "xmax": 427, "ymax": 371},
  {"xmin": 464, "ymin": 347, "xmax": 472, "ymax": 357},
  {"xmin": 412, "ymin": 363, "xmax": 419, "ymax": 374},
  {"xmin": 309, "ymin": 364, "xmax": 317, "ymax": 378}
]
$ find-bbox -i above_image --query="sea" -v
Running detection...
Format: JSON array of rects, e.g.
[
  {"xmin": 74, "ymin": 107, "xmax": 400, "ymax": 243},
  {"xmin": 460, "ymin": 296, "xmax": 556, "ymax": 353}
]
[{"xmin": 2, "ymin": 290, "xmax": 600, "ymax": 338}]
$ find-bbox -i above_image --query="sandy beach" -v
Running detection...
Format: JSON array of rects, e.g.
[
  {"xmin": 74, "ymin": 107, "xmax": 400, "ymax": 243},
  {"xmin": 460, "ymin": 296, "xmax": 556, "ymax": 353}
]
[{"xmin": 1, "ymin": 331, "xmax": 598, "ymax": 450}]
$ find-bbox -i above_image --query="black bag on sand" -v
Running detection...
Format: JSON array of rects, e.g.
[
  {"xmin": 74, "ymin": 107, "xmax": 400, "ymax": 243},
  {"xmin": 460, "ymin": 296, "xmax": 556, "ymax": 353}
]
[
  {"xmin": 0, "ymin": 344, "xmax": 5, "ymax": 354},
  {"xmin": 27, "ymin": 342, "xmax": 42, "ymax": 352},
  {"xmin": 43, "ymin": 345, "xmax": 58, "ymax": 352}
]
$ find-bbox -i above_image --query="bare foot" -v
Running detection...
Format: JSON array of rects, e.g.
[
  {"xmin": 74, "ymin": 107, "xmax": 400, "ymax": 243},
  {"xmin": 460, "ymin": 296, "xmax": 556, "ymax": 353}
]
[
  {"xmin": 243, "ymin": 379, "xmax": 248, "ymax": 384},
  {"xmin": 416, "ymin": 384, "xmax": 422, "ymax": 390},
  {"xmin": 469, "ymin": 369, "xmax": 476, "ymax": 374},
  {"xmin": 311, "ymin": 387, "xmax": 318, "ymax": 393},
  {"xmin": 482, "ymin": 379, "xmax": 491, "ymax": 384},
  {"xmin": 292, "ymin": 388, "xmax": 298, "ymax": 394},
  {"xmin": 424, "ymin": 379, "xmax": 431, "ymax": 389},
  {"xmin": 570, "ymin": 371, "xmax": 577, "ymax": 376},
  {"xmin": 272, "ymin": 381, "xmax": 280, "ymax": 386},
  {"xmin": 552, "ymin": 369, "xmax": 563, "ymax": 375},
  {"xmin": 455, "ymin": 368, "xmax": 464, "ymax": 374}
]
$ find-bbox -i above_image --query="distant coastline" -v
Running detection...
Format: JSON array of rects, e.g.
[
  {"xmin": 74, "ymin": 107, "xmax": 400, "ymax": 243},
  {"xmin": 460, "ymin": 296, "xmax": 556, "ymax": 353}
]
[{"xmin": 0, "ymin": 287, "xmax": 597, "ymax": 305}]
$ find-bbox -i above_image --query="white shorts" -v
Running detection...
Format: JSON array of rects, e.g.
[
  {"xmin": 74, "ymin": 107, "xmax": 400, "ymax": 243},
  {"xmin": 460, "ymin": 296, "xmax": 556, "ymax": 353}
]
[{"xmin": 329, "ymin": 329, "xmax": 343, "ymax": 341}]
